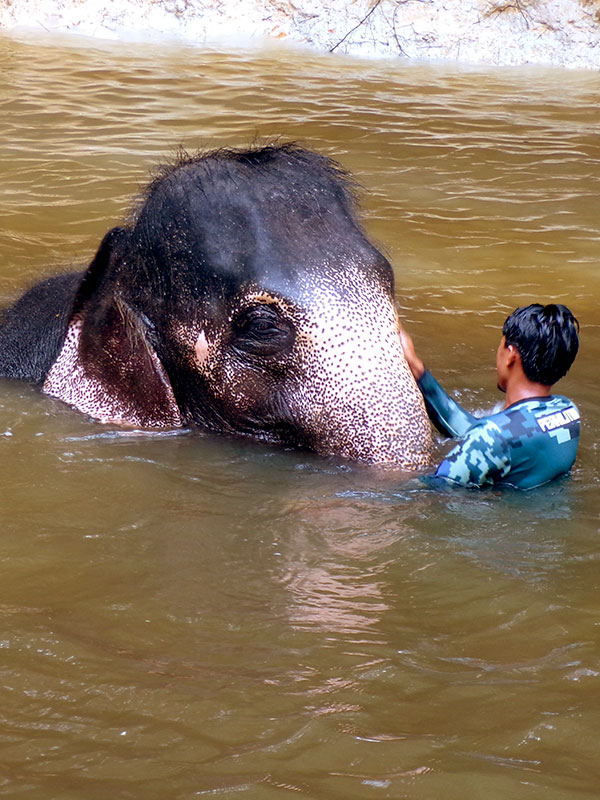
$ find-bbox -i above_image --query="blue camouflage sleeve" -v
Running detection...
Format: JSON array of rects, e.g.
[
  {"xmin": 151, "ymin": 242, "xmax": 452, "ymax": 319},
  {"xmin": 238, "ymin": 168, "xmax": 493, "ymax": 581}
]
[
  {"xmin": 435, "ymin": 420, "xmax": 511, "ymax": 487},
  {"xmin": 417, "ymin": 370, "xmax": 478, "ymax": 438}
]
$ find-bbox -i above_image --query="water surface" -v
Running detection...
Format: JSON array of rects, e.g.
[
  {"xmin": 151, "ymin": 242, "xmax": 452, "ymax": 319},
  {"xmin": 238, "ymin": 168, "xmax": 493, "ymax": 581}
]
[{"xmin": 1, "ymin": 31, "xmax": 599, "ymax": 800}]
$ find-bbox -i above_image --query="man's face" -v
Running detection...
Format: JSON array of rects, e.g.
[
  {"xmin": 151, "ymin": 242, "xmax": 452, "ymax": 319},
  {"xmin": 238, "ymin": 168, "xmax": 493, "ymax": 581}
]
[{"xmin": 496, "ymin": 335, "xmax": 509, "ymax": 392}]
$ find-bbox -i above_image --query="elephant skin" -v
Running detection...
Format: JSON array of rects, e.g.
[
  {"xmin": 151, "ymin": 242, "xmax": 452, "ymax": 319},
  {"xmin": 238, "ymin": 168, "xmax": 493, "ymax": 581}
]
[{"xmin": 0, "ymin": 144, "xmax": 432, "ymax": 467}]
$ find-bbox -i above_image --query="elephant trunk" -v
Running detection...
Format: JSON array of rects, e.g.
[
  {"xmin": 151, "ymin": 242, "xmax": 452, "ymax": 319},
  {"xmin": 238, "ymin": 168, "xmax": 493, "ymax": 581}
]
[{"xmin": 287, "ymin": 276, "xmax": 433, "ymax": 468}]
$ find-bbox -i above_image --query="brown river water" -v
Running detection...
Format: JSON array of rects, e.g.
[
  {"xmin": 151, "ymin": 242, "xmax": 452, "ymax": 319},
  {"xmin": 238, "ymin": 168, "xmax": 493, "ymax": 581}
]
[{"xmin": 1, "ymin": 30, "xmax": 599, "ymax": 800}]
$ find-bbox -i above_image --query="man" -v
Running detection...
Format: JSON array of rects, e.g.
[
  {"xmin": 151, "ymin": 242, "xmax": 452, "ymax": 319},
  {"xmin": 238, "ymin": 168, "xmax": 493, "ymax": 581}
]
[{"xmin": 400, "ymin": 303, "xmax": 580, "ymax": 489}]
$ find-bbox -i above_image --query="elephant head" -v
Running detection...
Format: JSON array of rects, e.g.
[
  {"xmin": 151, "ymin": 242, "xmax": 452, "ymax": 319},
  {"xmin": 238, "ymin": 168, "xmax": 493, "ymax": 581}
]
[{"xmin": 37, "ymin": 144, "xmax": 432, "ymax": 466}]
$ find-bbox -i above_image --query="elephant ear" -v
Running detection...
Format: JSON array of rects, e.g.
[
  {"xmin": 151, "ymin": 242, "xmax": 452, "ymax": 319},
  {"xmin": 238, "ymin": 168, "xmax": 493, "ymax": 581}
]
[{"xmin": 43, "ymin": 228, "xmax": 182, "ymax": 428}]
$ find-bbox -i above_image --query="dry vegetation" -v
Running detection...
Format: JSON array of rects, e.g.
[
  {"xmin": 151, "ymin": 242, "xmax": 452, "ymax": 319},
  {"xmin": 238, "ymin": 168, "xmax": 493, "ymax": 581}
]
[{"xmin": 0, "ymin": 0, "xmax": 599, "ymax": 67}]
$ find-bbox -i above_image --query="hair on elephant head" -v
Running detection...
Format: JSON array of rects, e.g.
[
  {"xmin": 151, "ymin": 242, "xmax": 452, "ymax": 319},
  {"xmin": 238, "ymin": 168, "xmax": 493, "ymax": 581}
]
[{"xmin": 0, "ymin": 143, "xmax": 432, "ymax": 467}]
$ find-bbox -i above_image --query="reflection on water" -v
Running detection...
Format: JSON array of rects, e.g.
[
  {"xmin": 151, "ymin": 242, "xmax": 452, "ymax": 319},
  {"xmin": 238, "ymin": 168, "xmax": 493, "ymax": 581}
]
[{"xmin": 1, "ymin": 29, "xmax": 599, "ymax": 800}]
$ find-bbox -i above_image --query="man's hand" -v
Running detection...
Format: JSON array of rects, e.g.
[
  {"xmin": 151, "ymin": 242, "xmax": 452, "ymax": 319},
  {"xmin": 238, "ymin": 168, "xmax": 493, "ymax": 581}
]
[{"xmin": 398, "ymin": 323, "xmax": 425, "ymax": 380}]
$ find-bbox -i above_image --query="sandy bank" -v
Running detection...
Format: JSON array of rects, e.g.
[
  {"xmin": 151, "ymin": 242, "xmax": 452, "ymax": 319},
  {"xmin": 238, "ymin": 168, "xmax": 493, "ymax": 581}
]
[{"xmin": 1, "ymin": 0, "xmax": 600, "ymax": 68}]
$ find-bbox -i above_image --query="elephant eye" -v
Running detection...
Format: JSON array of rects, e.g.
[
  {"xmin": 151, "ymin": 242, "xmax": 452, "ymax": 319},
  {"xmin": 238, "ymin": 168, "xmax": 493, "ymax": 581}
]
[{"xmin": 232, "ymin": 304, "xmax": 295, "ymax": 356}]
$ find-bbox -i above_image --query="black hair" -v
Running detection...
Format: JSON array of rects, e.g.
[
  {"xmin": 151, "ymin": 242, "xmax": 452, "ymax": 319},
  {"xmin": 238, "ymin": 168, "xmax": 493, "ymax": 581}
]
[{"xmin": 502, "ymin": 303, "xmax": 579, "ymax": 386}]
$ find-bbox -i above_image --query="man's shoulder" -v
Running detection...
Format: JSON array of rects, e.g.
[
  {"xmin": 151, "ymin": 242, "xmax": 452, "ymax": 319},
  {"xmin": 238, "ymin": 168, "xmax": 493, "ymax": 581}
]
[{"xmin": 484, "ymin": 395, "xmax": 580, "ymax": 442}]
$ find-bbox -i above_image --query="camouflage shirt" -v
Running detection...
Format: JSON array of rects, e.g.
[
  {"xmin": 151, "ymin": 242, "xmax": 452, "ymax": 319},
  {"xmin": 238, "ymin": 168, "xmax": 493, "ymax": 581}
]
[{"xmin": 418, "ymin": 370, "xmax": 580, "ymax": 489}]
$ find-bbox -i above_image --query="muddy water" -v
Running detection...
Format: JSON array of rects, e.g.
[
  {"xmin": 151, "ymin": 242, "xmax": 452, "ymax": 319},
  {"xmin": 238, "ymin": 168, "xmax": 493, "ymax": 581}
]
[{"xmin": 1, "ymin": 30, "xmax": 599, "ymax": 800}]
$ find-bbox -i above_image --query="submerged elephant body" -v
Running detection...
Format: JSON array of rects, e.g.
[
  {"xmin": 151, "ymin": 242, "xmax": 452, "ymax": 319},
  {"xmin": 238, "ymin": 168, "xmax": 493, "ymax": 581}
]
[{"xmin": 0, "ymin": 144, "xmax": 431, "ymax": 467}]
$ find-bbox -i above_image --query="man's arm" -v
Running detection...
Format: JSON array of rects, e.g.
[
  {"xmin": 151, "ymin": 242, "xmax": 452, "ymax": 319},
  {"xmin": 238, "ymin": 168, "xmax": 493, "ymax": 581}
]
[
  {"xmin": 418, "ymin": 370, "xmax": 478, "ymax": 438},
  {"xmin": 399, "ymin": 325, "xmax": 476, "ymax": 438}
]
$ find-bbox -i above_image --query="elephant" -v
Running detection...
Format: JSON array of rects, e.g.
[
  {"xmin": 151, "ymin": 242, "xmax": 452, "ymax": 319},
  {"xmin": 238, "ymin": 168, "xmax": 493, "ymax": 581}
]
[{"xmin": 0, "ymin": 143, "xmax": 432, "ymax": 467}]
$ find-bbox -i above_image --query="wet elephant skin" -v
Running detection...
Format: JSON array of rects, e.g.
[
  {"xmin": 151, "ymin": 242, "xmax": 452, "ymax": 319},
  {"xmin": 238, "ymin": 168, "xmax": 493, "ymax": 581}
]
[{"xmin": 0, "ymin": 143, "xmax": 431, "ymax": 467}]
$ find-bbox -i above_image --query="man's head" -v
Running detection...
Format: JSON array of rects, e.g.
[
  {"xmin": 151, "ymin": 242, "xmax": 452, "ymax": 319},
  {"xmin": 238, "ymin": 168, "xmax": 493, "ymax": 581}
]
[{"xmin": 500, "ymin": 303, "xmax": 579, "ymax": 387}]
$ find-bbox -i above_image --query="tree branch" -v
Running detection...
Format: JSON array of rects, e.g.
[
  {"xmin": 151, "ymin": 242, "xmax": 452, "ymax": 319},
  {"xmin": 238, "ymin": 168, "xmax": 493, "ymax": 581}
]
[{"xmin": 329, "ymin": 0, "xmax": 384, "ymax": 52}]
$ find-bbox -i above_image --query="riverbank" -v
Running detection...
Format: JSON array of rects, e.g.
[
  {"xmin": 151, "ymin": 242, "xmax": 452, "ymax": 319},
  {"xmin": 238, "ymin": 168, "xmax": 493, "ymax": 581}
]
[{"xmin": 1, "ymin": 0, "xmax": 600, "ymax": 69}]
